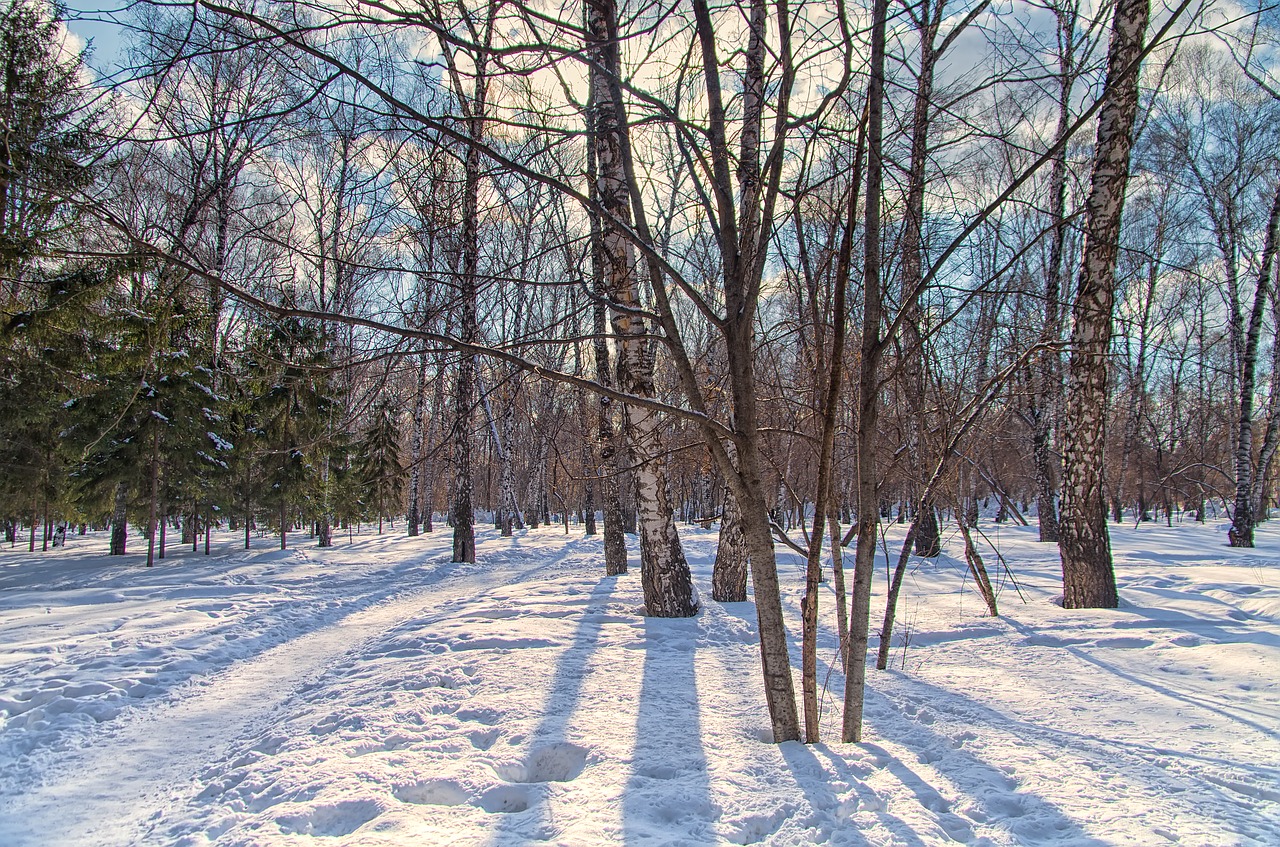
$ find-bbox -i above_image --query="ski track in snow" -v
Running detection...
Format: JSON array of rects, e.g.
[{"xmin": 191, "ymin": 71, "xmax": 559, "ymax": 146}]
[{"xmin": 0, "ymin": 520, "xmax": 1277, "ymax": 846}]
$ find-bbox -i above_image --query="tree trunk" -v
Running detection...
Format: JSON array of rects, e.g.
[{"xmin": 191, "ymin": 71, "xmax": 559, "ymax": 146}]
[
  {"xmin": 587, "ymin": 0, "xmax": 693, "ymax": 616},
  {"xmin": 913, "ymin": 505, "xmax": 941, "ymax": 557},
  {"xmin": 829, "ymin": 501, "xmax": 850, "ymax": 666},
  {"xmin": 1229, "ymin": 186, "xmax": 1280, "ymax": 546},
  {"xmin": 1058, "ymin": 0, "xmax": 1150, "ymax": 608},
  {"xmin": 451, "ymin": 171, "xmax": 478, "ymax": 564},
  {"xmin": 599, "ymin": 458, "xmax": 627, "ymax": 575},
  {"xmin": 713, "ymin": 486, "xmax": 748, "ymax": 601},
  {"xmin": 801, "ymin": 139, "xmax": 854, "ymax": 741},
  {"xmin": 498, "ymin": 396, "xmax": 519, "ymax": 536},
  {"xmin": 958, "ymin": 519, "xmax": 999, "ymax": 616},
  {"xmin": 110, "ymin": 482, "xmax": 128, "ymax": 556},
  {"xmin": 443, "ymin": 40, "xmax": 486, "ymax": 565},
  {"xmin": 1032, "ymin": 9, "xmax": 1080, "ymax": 545},
  {"xmin": 898, "ymin": 4, "xmax": 943, "ymax": 565},
  {"xmin": 407, "ymin": 353, "xmax": 427, "ymax": 536},
  {"xmin": 628, "ymin": 406, "xmax": 696, "ymax": 616},
  {"xmin": 580, "ymin": 385, "xmax": 597, "ymax": 537},
  {"xmin": 845, "ymin": 0, "xmax": 889, "ymax": 744},
  {"xmin": 736, "ymin": 470, "xmax": 801, "ymax": 742},
  {"xmin": 423, "ymin": 359, "xmax": 445, "ymax": 534},
  {"xmin": 1031, "ymin": 422, "xmax": 1060, "ymax": 541},
  {"xmin": 146, "ymin": 415, "xmax": 159, "ymax": 568}
]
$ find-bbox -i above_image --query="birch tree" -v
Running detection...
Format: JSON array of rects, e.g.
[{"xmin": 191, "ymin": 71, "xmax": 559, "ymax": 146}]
[{"xmin": 1058, "ymin": 0, "xmax": 1151, "ymax": 608}]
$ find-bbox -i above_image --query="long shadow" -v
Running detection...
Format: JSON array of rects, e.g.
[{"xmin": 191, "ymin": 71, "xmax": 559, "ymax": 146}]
[
  {"xmin": 623, "ymin": 616, "xmax": 716, "ymax": 846},
  {"xmin": 880, "ymin": 681, "xmax": 1280, "ymax": 789},
  {"xmin": 700, "ymin": 601, "xmax": 931, "ymax": 845},
  {"xmin": 856, "ymin": 685, "xmax": 1107, "ymax": 846},
  {"xmin": 482, "ymin": 572, "xmax": 620, "ymax": 846},
  {"xmin": 0, "ymin": 535, "xmax": 534, "ymax": 793},
  {"xmin": 778, "ymin": 739, "xmax": 923, "ymax": 847},
  {"xmin": 748, "ymin": 576, "xmax": 1099, "ymax": 845},
  {"xmin": 871, "ymin": 670, "xmax": 1277, "ymax": 839}
]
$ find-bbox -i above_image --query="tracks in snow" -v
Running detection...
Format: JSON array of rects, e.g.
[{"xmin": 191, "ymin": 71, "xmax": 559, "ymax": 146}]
[{"xmin": 0, "ymin": 550, "xmax": 564, "ymax": 847}]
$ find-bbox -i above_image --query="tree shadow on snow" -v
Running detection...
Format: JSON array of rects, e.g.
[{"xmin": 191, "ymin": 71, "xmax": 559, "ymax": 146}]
[
  {"xmin": 623, "ymin": 616, "xmax": 716, "ymax": 847},
  {"xmin": 778, "ymin": 740, "xmax": 927, "ymax": 846},
  {"xmin": 1002, "ymin": 614, "xmax": 1278, "ymax": 737},
  {"xmin": 859, "ymin": 683, "xmax": 1115, "ymax": 846},
  {"xmin": 481, "ymin": 573, "xmax": 622, "ymax": 846}
]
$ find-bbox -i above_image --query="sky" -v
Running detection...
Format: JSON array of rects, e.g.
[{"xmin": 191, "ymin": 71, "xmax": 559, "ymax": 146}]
[{"xmin": 62, "ymin": 0, "xmax": 127, "ymax": 71}]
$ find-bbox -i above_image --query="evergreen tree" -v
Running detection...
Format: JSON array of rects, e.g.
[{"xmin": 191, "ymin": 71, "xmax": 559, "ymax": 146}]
[
  {"xmin": 64, "ymin": 280, "xmax": 231, "ymax": 563},
  {"xmin": 0, "ymin": 327, "xmax": 64, "ymax": 550},
  {"xmin": 250, "ymin": 312, "xmax": 336, "ymax": 549},
  {"xmin": 0, "ymin": 0, "xmax": 102, "ymax": 283},
  {"xmin": 0, "ymin": 0, "xmax": 106, "ymax": 549},
  {"xmin": 222, "ymin": 363, "xmax": 264, "ymax": 549},
  {"xmin": 357, "ymin": 396, "xmax": 403, "ymax": 533}
]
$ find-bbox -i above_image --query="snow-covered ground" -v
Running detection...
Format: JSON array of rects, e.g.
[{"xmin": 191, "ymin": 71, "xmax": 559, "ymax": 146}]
[{"xmin": 0, "ymin": 517, "xmax": 1276, "ymax": 846}]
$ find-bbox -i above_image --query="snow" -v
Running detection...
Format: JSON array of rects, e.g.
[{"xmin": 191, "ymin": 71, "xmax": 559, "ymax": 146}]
[{"xmin": 0, "ymin": 520, "xmax": 1277, "ymax": 846}]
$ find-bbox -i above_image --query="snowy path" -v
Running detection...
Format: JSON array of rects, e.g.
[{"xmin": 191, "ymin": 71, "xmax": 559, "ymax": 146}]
[
  {"xmin": 3, "ymin": 587, "xmax": 441, "ymax": 845},
  {"xmin": 0, "ymin": 531, "xmax": 569, "ymax": 847}
]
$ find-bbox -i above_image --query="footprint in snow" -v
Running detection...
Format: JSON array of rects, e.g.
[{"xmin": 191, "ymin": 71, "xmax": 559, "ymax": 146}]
[
  {"xmin": 275, "ymin": 799, "xmax": 381, "ymax": 837},
  {"xmin": 494, "ymin": 742, "xmax": 589, "ymax": 783},
  {"xmin": 476, "ymin": 784, "xmax": 531, "ymax": 814},
  {"xmin": 394, "ymin": 779, "xmax": 470, "ymax": 807}
]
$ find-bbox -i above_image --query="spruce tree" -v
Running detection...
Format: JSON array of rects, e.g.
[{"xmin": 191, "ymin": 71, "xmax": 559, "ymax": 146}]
[
  {"xmin": 0, "ymin": 0, "xmax": 102, "ymax": 282},
  {"xmin": 250, "ymin": 313, "xmax": 335, "ymax": 548},
  {"xmin": 0, "ymin": 0, "xmax": 105, "ymax": 548},
  {"xmin": 357, "ymin": 397, "xmax": 404, "ymax": 534},
  {"xmin": 65, "ymin": 284, "xmax": 231, "ymax": 563}
]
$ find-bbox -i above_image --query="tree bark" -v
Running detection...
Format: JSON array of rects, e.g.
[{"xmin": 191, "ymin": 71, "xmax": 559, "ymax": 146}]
[
  {"xmin": 407, "ymin": 353, "xmax": 427, "ymax": 536},
  {"xmin": 110, "ymin": 482, "xmax": 128, "ymax": 556},
  {"xmin": 1032, "ymin": 4, "xmax": 1082, "ymax": 545},
  {"xmin": 899, "ymin": 1, "xmax": 942, "ymax": 563},
  {"xmin": 1251, "ymin": 288, "xmax": 1280, "ymax": 520},
  {"xmin": 913, "ymin": 505, "xmax": 941, "ymax": 557},
  {"xmin": 829, "ymin": 500, "xmax": 850, "ymax": 666},
  {"xmin": 801, "ymin": 131, "xmax": 854, "ymax": 741},
  {"xmin": 713, "ymin": 486, "xmax": 748, "ymax": 601},
  {"xmin": 1058, "ymin": 0, "xmax": 1151, "ymax": 608},
  {"xmin": 587, "ymin": 0, "xmax": 694, "ymax": 616},
  {"xmin": 959, "ymin": 519, "xmax": 998, "ymax": 616},
  {"xmin": 1229, "ymin": 186, "xmax": 1280, "ymax": 546},
  {"xmin": 423, "ymin": 358, "xmax": 446, "ymax": 534},
  {"xmin": 146, "ymin": 411, "xmax": 159, "ymax": 568},
  {"xmin": 845, "ymin": 0, "xmax": 890, "ymax": 744},
  {"xmin": 439, "ymin": 26, "xmax": 489, "ymax": 565},
  {"xmin": 585, "ymin": 91, "xmax": 627, "ymax": 575}
]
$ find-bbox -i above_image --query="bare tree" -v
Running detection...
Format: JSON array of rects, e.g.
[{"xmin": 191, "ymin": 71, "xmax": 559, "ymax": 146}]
[{"xmin": 1058, "ymin": 0, "xmax": 1151, "ymax": 608}]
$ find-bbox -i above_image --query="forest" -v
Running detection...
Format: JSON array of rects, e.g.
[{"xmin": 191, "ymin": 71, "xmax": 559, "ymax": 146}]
[{"xmin": 1, "ymin": 0, "xmax": 1279, "ymax": 770}]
